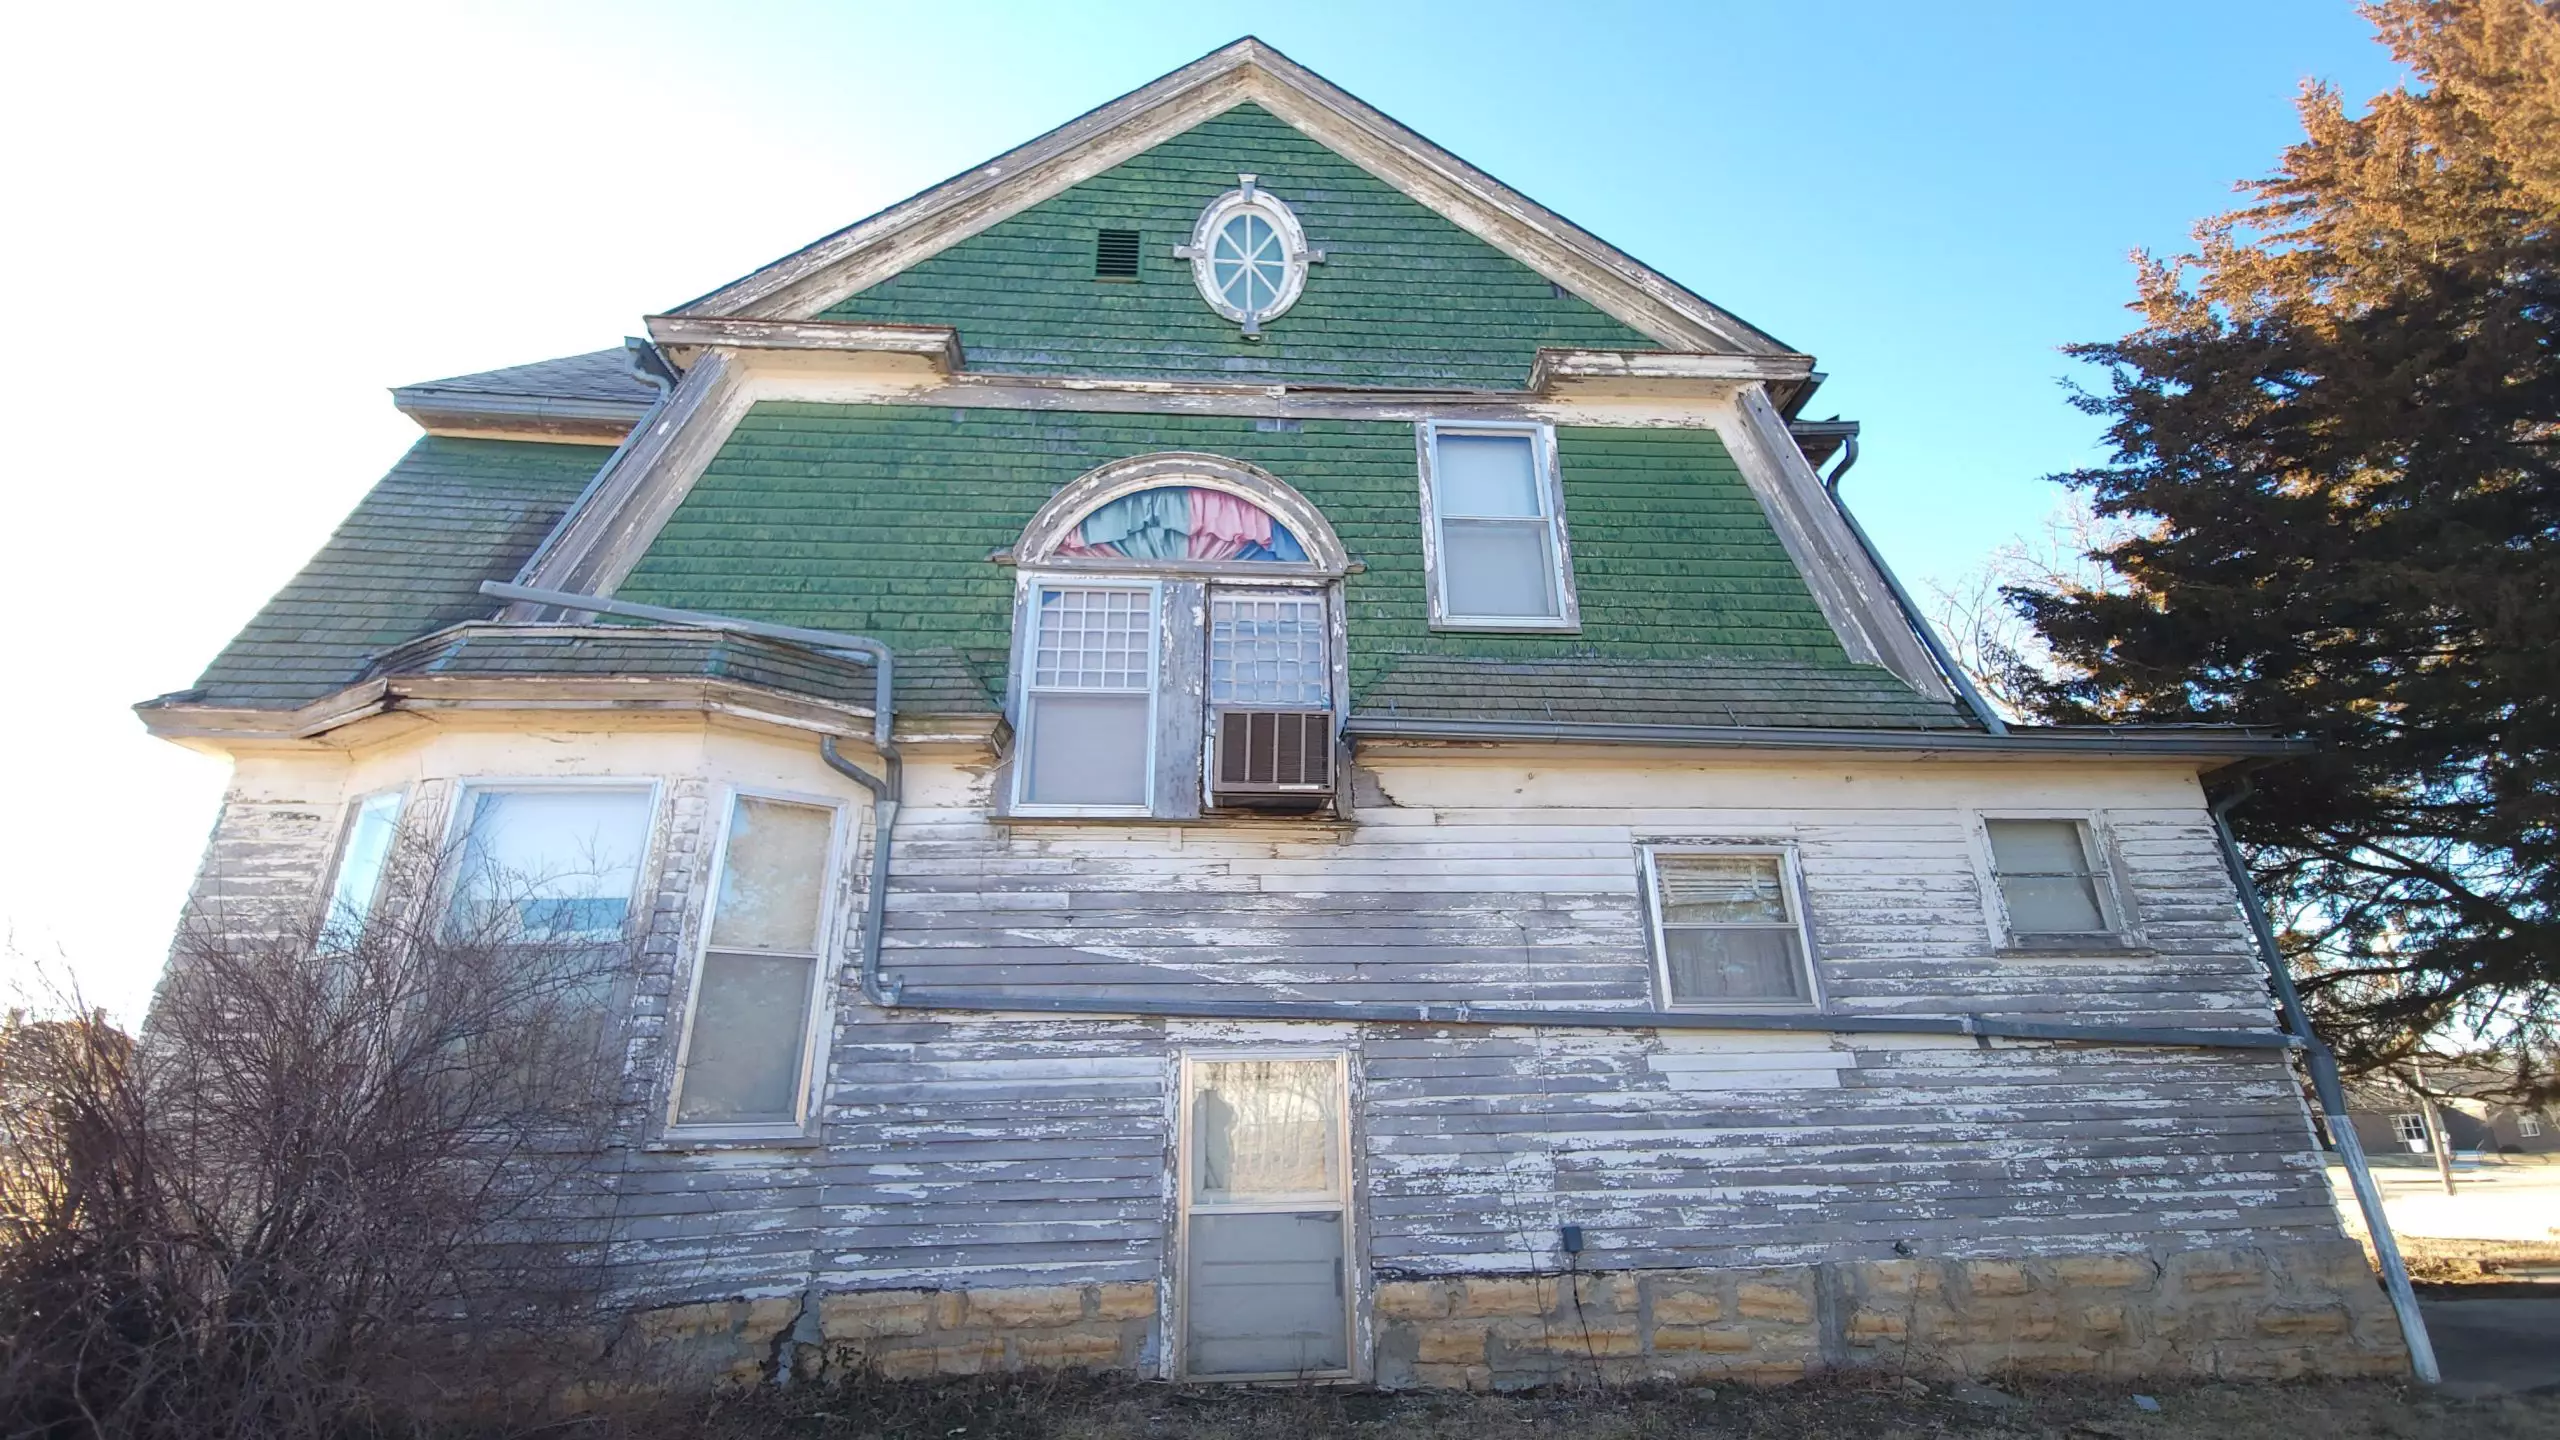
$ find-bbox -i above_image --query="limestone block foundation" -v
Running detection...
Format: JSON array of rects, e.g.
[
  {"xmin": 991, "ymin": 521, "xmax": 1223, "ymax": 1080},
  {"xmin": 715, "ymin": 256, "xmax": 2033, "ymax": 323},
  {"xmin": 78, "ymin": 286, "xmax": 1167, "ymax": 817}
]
[
  {"xmin": 623, "ymin": 1281, "xmax": 1155, "ymax": 1386},
  {"xmin": 1374, "ymin": 1239, "xmax": 2408, "ymax": 1390},
  {"xmin": 619, "ymin": 1240, "xmax": 2406, "ymax": 1391}
]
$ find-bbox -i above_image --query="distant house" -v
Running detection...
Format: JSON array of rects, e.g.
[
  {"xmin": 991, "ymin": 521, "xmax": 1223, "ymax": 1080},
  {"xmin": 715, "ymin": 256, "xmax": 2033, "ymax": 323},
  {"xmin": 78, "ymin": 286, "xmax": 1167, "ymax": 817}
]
[
  {"xmin": 140, "ymin": 40, "xmax": 2411, "ymax": 1387},
  {"xmin": 2342, "ymin": 1073, "xmax": 2558, "ymax": 1158}
]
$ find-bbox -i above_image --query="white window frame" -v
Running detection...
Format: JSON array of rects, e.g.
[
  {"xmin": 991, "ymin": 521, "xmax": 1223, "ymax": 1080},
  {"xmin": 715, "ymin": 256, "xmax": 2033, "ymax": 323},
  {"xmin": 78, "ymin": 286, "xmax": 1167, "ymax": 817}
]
[
  {"xmin": 2391, "ymin": 1112, "xmax": 2430, "ymax": 1149},
  {"xmin": 1639, "ymin": 844, "xmax": 1823, "ymax": 1012},
  {"xmin": 2518, "ymin": 1113, "xmax": 2543, "ymax": 1139},
  {"xmin": 1969, "ymin": 811, "xmax": 2139, "ymax": 950},
  {"xmin": 663, "ymin": 785, "xmax": 848, "ymax": 1141},
  {"xmin": 1010, "ymin": 577, "xmax": 1164, "ymax": 818},
  {"xmin": 1415, "ymin": 420, "xmax": 1580, "ymax": 632},
  {"xmin": 1171, "ymin": 1049, "xmax": 1357, "ymax": 1383}
]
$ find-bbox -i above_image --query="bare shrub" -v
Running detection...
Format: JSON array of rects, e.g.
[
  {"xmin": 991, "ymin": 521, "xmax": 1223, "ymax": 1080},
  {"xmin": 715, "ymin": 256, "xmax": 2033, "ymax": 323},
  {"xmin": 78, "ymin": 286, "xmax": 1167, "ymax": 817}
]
[{"xmin": 0, "ymin": 826, "xmax": 638, "ymax": 1439}]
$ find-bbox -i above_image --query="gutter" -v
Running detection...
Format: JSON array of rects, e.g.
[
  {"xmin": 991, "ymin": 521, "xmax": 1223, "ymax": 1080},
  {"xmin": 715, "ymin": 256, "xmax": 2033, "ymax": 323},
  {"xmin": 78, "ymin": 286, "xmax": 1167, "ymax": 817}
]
[
  {"xmin": 2208, "ymin": 780, "xmax": 2439, "ymax": 1383},
  {"xmin": 1818, "ymin": 434, "xmax": 2012, "ymax": 736},
  {"xmin": 475, "ymin": 580, "xmax": 902, "ymax": 1012},
  {"xmin": 1344, "ymin": 715, "xmax": 2308, "ymax": 762}
]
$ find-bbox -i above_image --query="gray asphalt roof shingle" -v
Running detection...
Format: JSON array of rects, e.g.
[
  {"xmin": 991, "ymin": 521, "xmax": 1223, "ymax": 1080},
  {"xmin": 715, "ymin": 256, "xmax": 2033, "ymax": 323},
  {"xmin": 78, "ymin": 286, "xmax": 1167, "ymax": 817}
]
[{"xmin": 395, "ymin": 349, "xmax": 660, "ymax": 407}]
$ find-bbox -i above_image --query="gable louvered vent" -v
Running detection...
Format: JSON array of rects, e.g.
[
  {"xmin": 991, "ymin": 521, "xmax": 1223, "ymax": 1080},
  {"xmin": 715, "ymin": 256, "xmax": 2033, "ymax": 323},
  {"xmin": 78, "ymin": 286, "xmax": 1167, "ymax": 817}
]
[
  {"xmin": 1094, "ymin": 229, "xmax": 1142, "ymax": 279},
  {"xmin": 1211, "ymin": 708, "xmax": 1333, "ymax": 808}
]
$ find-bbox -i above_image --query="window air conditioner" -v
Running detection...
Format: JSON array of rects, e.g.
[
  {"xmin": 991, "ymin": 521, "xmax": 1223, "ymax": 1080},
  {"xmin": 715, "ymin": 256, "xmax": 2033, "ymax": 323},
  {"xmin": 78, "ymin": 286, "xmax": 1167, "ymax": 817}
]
[{"xmin": 1210, "ymin": 708, "xmax": 1334, "ymax": 809}]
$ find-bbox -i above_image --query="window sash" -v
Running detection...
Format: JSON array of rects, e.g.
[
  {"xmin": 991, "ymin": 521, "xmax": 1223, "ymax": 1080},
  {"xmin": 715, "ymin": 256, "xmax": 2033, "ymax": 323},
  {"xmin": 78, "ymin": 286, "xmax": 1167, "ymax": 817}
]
[
  {"xmin": 1422, "ymin": 423, "xmax": 1574, "ymax": 628},
  {"xmin": 1644, "ymin": 849, "xmax": 1818, "ymax": 1009},
  {"xmin": 1984, "ymin": 818, "xmax": 2114, "ymax": 936},
  {"xmin": 1018, "ymin": 583, "xmax": 1159, "ymax": 812},
  {"xmin": 670, "ymin": 792, "xmax": 840, "ymax": 1131},
  {"xmin": 320, "ymin": 790, "xmax": 404, "ymax": 950},
  {"xmin": 1208, "ymin": 592, "xmax": 1330, "ymax": 708}
]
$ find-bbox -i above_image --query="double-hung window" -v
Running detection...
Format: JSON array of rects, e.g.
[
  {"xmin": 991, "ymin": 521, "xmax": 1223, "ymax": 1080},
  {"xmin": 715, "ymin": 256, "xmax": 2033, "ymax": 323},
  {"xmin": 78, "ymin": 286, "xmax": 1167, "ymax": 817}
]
[
  {"xmin": 1642, "ymin": 847, "xmax": 1819, "ymax": 1008},
  {"xmin": 1983, "ymin": 818, "xmax": 2119, "ymax": 942},
  {"xmin": 1418, "ymin": 422, "xmax": 1577, "ymax": 630},
  {"xmin": 1016, "ymin": 583, "xmax": 1159, "ymax": 813},
  {"xmin": 670, "ymin": 793, "xmax": 840, "ymax": 1132}
]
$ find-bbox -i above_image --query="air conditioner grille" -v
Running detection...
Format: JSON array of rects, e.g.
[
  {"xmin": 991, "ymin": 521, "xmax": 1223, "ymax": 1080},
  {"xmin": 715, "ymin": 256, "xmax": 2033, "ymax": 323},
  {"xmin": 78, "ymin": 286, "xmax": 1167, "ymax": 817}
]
[{"xmin": 1213, "ymin": 708, "xmax": 1332, "ymax": 804}]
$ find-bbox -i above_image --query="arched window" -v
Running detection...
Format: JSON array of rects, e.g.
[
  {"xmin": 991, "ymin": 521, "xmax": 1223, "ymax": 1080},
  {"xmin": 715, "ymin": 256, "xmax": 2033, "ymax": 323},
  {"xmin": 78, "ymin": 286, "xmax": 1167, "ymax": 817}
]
[
  {"xmin": 1015, "ymin": 452, "xmax": 1348, "ymax": 574},
  {"xmin": 1056, "ymin": 486, "xmax": 1309, "ymax": 563},
  {"xmin": 1010, "ymin": 453, "xmax": 1347, "ymax": 819}
]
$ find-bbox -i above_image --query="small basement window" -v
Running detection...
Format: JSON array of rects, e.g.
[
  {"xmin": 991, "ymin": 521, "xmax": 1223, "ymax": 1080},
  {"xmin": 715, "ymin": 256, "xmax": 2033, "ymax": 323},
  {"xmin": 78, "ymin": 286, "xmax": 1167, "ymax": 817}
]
[
  {"xmin": 1643, "ymin": 848, "xmax": 1818, "ymax": 1008},
  {"xmin": 1984, "ymin": 818, "xmax": 2117, "ymax": 939},
  {"xmin": 1095, "ymin": 228, "xmax": 1141, "ymax": 280}
]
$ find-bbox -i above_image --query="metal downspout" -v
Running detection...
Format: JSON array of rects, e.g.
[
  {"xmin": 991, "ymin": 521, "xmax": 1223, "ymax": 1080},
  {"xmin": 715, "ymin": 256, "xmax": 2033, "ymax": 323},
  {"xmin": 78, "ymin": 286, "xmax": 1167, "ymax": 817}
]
[
  {"xmin": 1819, "ymin": 437, "xmax": 2010, "ymax": 736},
  {"xmin": 2208, "ymin": 782, "xmax": 2438, "ymax": 1383}
]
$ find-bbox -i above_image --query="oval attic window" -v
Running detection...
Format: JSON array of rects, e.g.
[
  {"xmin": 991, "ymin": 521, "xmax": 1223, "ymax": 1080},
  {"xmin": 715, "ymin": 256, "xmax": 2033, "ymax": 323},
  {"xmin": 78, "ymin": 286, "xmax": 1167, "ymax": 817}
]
[{"xmin": 1179, "ymin": 175, "xmax": 1322, "ymax": 337}]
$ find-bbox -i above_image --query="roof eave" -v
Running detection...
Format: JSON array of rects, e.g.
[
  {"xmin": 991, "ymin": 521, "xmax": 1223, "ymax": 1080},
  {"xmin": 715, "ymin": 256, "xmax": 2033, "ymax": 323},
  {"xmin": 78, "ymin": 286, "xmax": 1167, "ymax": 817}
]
[{"xmin": 1343, "ymin": 715, "xmax": 2312, "ymax": 765}]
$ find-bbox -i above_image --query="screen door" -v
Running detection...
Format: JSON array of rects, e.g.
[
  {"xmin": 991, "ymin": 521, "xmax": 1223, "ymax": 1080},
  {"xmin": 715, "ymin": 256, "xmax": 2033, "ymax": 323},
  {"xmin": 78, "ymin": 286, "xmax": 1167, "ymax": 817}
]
[{"xmin": 1179, "ymin": 1054, "xmax": 1352, "ymax": 1379}]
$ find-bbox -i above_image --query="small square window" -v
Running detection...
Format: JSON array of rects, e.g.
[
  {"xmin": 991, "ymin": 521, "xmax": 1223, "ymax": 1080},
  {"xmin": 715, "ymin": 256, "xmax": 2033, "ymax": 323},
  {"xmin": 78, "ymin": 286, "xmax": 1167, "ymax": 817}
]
[
  {"xmin": 2391, "ymin": 1112, "xmax": 2430, "ymax": 1149},
  {"xmin": 1644, "ymin": 849, "xmax": 1817, "ymax": 1008},
  {"xmin": 1984, "ymin": 818, "xmax": 2115, "ymax": 938},
  {"xmin": 2519, "ymin": 1114, "xmax": 2543, "ymax": 1139},
  {"xmin": 1095, "ymin": 228, "xmax": 1141, "ymax": 279},
  {"xmin": 1418, "ymin": 423, "xmax": 1578, "ymax": 631}
]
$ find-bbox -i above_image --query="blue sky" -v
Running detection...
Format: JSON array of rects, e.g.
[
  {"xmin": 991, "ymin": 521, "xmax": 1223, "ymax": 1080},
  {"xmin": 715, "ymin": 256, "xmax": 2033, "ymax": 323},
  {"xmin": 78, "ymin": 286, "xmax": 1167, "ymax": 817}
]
[{"xmin": 0, "ymin": 1, "xmax": 2406, "ymax": 1017}]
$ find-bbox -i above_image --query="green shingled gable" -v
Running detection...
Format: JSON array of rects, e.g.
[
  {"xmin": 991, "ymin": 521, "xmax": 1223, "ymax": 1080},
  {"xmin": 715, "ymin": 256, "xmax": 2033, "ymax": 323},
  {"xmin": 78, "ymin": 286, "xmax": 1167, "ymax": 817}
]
[
  {"xmin": 612, "ymin": 402, "xmax": 1900, "ymax": 714},
  {"xmin": 818, "ymin": 104, "xmax": 1658, "ymax": 387},
  {"xmin": 191, "ymin": 436, "xmax": 609, "ymax": 707}
]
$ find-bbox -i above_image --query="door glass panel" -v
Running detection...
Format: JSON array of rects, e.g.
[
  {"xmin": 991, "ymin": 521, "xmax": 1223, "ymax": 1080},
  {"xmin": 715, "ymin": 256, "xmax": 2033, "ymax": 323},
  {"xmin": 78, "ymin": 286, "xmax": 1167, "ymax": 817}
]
[
  {"xmin": 1192, "ymin": 1059, "xmax": 1340, "ymax": 1203},
  {"xmin": 1186, "ymin": 1211, "xmax": 1347, "ymax": 1376}
]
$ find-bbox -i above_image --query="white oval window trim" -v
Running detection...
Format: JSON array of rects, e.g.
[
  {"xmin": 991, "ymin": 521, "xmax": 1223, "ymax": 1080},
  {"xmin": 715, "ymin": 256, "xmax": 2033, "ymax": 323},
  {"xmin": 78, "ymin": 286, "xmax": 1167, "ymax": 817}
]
[{"xmin": 1177, "ymin": 174, "xmax": 1324, "ymax": 337}]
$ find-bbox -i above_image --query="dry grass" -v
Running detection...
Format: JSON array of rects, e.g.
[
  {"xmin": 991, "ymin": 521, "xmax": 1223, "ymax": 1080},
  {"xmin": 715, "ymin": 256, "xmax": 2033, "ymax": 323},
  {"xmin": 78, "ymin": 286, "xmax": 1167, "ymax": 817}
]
[
  {"xmin": 2376, "ymin": 1236, "xmax": 2560, "ymax": 1285},
  {"xmin": 547, "ymin": 1370, "xmax": 2560, "ymax": 1440}
]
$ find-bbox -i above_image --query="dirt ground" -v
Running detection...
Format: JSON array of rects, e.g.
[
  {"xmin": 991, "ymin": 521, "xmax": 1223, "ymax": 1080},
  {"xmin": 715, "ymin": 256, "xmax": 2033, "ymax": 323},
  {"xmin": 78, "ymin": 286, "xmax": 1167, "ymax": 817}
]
[{"xmin": 589, "ymin": 1370, "xmax": 2559, "ymax": 1439}]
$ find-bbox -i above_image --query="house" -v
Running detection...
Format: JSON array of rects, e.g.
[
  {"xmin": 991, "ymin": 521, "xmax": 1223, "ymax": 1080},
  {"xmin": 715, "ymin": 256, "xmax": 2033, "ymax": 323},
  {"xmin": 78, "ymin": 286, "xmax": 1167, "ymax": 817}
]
[
  {"xmin": 2341, "ymin": 1072, "xmax": 2559, "ymax": 1159},
  {"xmin": 139, "ymin": 39, "xmax": 2412, "ymax": 1387}
]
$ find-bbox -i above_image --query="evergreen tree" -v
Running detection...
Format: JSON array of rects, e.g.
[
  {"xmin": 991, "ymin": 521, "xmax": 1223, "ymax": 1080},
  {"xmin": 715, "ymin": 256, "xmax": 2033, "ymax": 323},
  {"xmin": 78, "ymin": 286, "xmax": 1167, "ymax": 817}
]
[{"xmin": 2014, "ymin": 0, "xmax": 2560, "ymax": 1091}]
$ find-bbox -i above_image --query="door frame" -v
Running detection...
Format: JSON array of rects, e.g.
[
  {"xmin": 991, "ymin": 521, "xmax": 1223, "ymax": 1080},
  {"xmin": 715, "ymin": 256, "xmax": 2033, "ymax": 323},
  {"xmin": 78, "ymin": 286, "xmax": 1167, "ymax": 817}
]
[{"xmin": 1171, "ymin": 1048, "xmax": 1358, "ymax": 1382}]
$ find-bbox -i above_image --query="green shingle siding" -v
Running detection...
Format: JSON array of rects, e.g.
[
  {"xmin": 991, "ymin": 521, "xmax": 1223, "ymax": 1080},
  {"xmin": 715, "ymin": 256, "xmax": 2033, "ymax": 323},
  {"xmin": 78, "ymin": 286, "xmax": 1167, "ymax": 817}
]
[
  {"xmin": 613, "ymin": 402, "xmax": 1868, "ymax": 711},
  {"xmin": 191, "ymin": 437, "xmax": 609, "ymax": 707},
  {"xmin": 818, "ymin": 104, "xmax": 1657, "ymax": 387}
]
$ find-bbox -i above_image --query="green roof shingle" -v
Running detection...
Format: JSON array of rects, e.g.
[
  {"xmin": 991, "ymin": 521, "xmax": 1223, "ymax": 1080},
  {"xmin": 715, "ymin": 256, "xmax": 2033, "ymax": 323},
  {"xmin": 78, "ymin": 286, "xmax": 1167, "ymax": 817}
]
[{"xmin": 189, "ymin": 437, "xmax": 608, "ymax": 708}]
